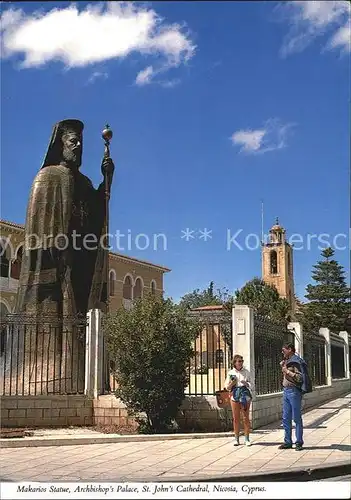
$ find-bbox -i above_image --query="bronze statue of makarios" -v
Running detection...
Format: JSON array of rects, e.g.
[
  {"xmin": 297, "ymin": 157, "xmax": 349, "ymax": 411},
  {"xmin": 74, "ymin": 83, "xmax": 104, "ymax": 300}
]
[{"xmin": 16, "ymin": 119, "xmax": 115, "ymax": 319}]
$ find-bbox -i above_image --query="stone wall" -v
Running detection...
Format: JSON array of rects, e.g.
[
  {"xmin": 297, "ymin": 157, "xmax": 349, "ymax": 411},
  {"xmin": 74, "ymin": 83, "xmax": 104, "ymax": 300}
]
[
  {"xmin": 304, "ymin": 379, "xmax": 351, "ymax": 410},
  {"xmin": 251, "ymin": 392, "xmax": 282, "ymax": 430},
  {"xmin": 91, "ymin": 395, "xmax": 233, "ymax": 433},
  {"xmin": 92, "ymin": 395, "xmax": 138, "ymax": 429},
  {"xmin": 0, "ymin": 395, "xmax": 93, "ymax": 428},
  {"xmin": 177, "ymin": 396, "xmax": 232, "ymax": 432}
]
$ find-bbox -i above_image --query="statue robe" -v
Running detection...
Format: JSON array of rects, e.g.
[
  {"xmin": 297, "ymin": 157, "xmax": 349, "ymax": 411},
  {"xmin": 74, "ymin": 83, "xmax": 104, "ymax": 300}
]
[{"xmin": 16, "ymin": 164, "xmax": 108, "ymax": 318}]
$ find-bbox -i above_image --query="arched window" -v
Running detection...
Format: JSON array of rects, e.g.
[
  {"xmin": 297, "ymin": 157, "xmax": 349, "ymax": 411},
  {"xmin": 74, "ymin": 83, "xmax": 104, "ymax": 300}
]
[
  {"xmin": 134, "ymin": 278, "xmax": 143, "ymax": 299},
  {"xmin": 109, "ymin": 269, "xmax": 116, "ymax": 296},
  {"xmin": 150, "ymin": 280, "xmax": 156, "ymax": 295},
  {"xmin": 123, "ymin": 275, "xmax": 133, "ymax": 300},
  {"xmin": 11, "ymin": 245, "xmax": 23, "ymax": 280},
  {"xmin": 0, "ymin": 242, "xmax": 10, "ymax": 278},
  {"xmin": 270, "ymin": 250, "xmax": 278, "ymax": 274}
]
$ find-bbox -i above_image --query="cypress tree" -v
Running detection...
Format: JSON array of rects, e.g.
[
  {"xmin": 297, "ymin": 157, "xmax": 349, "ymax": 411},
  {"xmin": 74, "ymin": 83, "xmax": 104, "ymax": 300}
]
[{"xmin": 300, "ymin": 248, "xmax": 350, "ymax": 333}]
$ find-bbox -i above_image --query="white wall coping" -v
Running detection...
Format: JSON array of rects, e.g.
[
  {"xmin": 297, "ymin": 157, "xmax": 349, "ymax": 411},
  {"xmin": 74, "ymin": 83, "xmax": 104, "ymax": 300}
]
[
  {"xmin": 254, "ymin": 381, "xmax": 341, "ymax": 400},
  {"xmin": 255, "ymin": 392, "xmax": 282, "ymax": 400}
]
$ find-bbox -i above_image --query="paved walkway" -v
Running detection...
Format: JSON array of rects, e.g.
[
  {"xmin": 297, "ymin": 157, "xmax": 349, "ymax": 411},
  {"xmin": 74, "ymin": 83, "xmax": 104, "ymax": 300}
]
[{"xmin": 1, "ymin": 395, "xmax": 350, "ymax": 481}]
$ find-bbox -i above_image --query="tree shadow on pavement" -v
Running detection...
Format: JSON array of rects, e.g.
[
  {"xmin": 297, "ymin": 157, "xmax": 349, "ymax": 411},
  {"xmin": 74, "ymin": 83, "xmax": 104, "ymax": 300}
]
[
  {"xmin": 253, "ymin": 400, "xmax": 350, "ymax": 433},
  {"xmin": 301, "ymin": 444, "xmax": 351, "ymax": 451},
  {"xmin": 303, "ymin": 402, "xmax": 351, "ymax": 429},
  {"xmin": 252, "ymin": 442, "xmax": 351, "ymax": 451}
]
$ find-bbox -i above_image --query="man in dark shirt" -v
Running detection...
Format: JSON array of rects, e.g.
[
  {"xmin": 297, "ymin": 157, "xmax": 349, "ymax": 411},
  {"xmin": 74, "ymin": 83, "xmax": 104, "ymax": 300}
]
[{"xmin": 279, "ymin": 343, "xmax": 304, "ymax": 451}]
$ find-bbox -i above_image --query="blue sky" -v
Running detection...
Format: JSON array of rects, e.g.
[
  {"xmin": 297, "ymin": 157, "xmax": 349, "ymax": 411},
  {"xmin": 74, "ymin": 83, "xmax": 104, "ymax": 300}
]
[{"xmin": 1, "ymin": 1, "xmax": 350, "ymax": 302}]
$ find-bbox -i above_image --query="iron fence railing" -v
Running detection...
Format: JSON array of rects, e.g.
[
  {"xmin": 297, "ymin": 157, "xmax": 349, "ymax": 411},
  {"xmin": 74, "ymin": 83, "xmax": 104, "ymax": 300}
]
[
  {"xmin": 330, "ymin": 334, "xmax": 346, "ymax": 379},
  {"xmin": 254, "ymin": 314, "xmax": 294, "ymax": 395},
  {"xmin": 185, "ymin": 310, "xmax": 232, "ymax": 395},
  {"xmin": 303, "ymin": 332, "xmax": 327, "ymax": 387},
  {"xmin": 0, "ymin": 314, "xmax": 87, "ymax": 395}
]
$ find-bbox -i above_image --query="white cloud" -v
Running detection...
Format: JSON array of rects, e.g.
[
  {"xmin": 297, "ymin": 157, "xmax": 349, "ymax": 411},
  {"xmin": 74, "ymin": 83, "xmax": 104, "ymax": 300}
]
[
  {"xmin": 160, "ymin": 78, "xmax": 181, "ymax": 89},
  {"xmin": 231, "ymin": 119, "xmax": 294, "ymax": 155},
  {"xmin": 0, "ymin": 2, "xmax": 195, "ymax": 84},
  {"xmin": 135, "ymin": 65, "xmax": 181, "ymax": 88},
  {"xmin": 135, "ymin": 65, "xmax": 155, "ymax": 86},
  {"xmin": 87, "ymin": 71, "xmax": 108, "ymax": 84},
  {"xmin": 231, "ymin": 129, "xmax": 266, "ymax": 153},
  {"xmin": 327, "ymin": 22, "xmax": 350, "ymax": 53},
  {"xmin": 278, "ymin": 1, "xmax": 350, "ymax": 56}
]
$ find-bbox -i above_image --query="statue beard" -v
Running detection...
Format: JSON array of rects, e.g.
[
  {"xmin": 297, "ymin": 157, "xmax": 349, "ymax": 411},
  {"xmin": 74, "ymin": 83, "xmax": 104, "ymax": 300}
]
[{"xmin": 62, "ymin": 148, "xmax": 81, "ymax": 169}]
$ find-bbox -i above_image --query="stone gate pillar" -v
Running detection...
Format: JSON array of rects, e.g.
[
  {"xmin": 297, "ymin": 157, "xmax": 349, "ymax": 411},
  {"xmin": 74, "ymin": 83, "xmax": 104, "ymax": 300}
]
[
  {"xmin": 232, "ymin": 305, "xmax": 255, "ymax": 393},
  {"xmin": 85, "ymin": 309, "xmax": 104, "ymax": 398},
  {"xmin": 319, "ymin": 328, "xmax": 332, "ymax": 386},
  {"xmin": 288, "ymin": 321, "xmax": 304, "ymax": 358},
  {"xmin": 339, "ymin": 331, "xmax": 350, "ymax": 379}
]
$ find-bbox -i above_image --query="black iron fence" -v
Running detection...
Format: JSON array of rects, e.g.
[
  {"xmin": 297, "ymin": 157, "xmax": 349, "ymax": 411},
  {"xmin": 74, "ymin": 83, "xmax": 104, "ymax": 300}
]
[
  {"xmin": 330, "ymin": 334, "xmax": 346, "ymax": 379},
  {"xmin": 0, "ymin": 314, "xmax": 87, "ymax": 396},
  {"xmin": 186, "ymin": 309, "xmax": 232, "ymax": 395},
  {"xmin": 303, "ymin": 332, "xmax": 327, "ymax": 387},
  {"xmin": 254, "ymin": 314, "xmax": 295, "ymax": 395}
]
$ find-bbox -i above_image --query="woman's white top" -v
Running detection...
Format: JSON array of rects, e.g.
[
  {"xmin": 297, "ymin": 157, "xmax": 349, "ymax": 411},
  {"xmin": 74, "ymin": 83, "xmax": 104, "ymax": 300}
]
[{"xmin": 224, "ymin": 367, "xmax": 254, "ymax": 401}]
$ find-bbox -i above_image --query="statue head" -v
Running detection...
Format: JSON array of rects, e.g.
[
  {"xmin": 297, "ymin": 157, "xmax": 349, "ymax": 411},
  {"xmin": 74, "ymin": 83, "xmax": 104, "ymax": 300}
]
[{"xmin": 41, "ymin": 119, "xmax": 84, "ymax": 169}]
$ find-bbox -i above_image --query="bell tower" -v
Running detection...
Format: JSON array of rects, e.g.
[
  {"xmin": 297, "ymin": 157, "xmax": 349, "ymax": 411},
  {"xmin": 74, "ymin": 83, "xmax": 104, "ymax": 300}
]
[{"xmin": 262, "ymin": 218, "xmax": 295, "ymax": 312}]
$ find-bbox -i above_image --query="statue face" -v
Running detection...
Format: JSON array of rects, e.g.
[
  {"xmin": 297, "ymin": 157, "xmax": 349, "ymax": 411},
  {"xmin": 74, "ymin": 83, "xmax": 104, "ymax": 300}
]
[{"xmin": 62, "ymin": 131, "xmax": 82, "ymax": 167}]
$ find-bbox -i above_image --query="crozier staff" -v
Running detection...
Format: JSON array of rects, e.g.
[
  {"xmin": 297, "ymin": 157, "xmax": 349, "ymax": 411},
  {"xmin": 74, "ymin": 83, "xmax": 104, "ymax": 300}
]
[{"xmin": 101, "ymin": 124, "xmax": 114, "ymax": 305}]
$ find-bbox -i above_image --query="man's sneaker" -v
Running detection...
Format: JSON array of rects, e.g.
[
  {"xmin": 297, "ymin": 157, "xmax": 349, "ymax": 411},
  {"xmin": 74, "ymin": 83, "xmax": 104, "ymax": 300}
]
[
  {"xmin": 278, "ymin": 443, "xmax": 292, "ymax": 449},
  {"xmin": 245, "ymin": 438, "xmax": 252, "ymax": 447},
  {"xmin": 233, "ymin": 437, "xmax": 240, "ymax": 446},
  {"xmin": 295, "ymin": 444, "xmax": 303, "ymax": 451}
]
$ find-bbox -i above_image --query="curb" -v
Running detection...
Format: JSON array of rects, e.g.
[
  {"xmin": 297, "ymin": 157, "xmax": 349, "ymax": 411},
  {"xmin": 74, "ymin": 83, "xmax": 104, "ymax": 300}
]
[
  {"xmin": 157, "ymin": 461, "xmax": 351, "ymax": 483},
  {"xmin": 0, "ymin": 431, "xmax": 234, "ymax": 448}
]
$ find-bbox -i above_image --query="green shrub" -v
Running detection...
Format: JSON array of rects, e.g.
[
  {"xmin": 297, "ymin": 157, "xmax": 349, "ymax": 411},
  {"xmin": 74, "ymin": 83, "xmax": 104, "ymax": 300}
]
[{"xmin": 104, "ymin": 295, "xmax": 202, "ymax": 433}]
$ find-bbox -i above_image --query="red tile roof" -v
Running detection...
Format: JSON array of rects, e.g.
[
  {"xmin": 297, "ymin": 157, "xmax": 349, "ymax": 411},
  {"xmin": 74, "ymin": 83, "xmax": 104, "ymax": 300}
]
[{"xmin": 191, "ymin": 305, "xmax": 224, "ymax": 311}]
